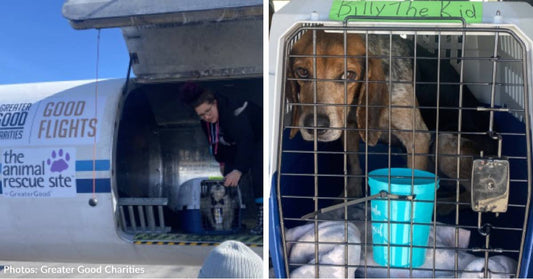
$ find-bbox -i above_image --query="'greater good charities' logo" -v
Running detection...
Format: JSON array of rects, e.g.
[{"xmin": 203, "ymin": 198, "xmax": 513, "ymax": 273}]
[
  {"xmin": 1, "ymin": 148, "xmax": 76, "ymax": 198},
  {"xmin": 0, "ymin": 103, "xmax": 31, "ymax": 141}
]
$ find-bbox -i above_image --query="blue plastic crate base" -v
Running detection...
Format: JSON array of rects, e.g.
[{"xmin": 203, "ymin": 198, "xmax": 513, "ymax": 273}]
[{"xmin": 176, "ymin": 178, "xmax": 244, "ymax": 234}]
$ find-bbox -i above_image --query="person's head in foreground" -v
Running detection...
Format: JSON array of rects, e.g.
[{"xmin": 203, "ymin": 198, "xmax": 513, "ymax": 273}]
[{"xmin": 198, "ymin": 240, "xmax": 262, "ymax": 278}]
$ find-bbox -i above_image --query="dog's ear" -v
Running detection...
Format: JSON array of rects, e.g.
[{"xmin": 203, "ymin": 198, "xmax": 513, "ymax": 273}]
[
  {"xmin": 286, "ymin": 64, "xmax": 300, "ymax": 139},
  {"xmin": 356, "ymin": 57, "xmax": 388, "ymax": 146}
]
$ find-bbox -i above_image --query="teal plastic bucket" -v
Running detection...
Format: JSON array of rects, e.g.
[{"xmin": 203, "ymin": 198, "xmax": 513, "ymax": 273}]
[{"xmin": 368, "ymin": 168, "xmax": 439, "ymax": 268}]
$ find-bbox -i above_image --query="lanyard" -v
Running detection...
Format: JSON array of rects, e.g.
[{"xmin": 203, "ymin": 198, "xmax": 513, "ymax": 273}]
[{"xmin": 206, "ymin": 121, "xmax": 219, "ymax": 155}]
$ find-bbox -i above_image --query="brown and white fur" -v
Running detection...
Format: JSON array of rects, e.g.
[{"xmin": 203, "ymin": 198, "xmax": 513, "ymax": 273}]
[{"xmin": 286, "ymin": 30, "xmax": 431, "ymax": 198}]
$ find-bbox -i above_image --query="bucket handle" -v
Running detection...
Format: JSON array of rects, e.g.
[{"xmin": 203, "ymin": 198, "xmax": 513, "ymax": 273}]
[{"xmin": 301, "ymin": 190, "xmax": 416, "ymax": 220}]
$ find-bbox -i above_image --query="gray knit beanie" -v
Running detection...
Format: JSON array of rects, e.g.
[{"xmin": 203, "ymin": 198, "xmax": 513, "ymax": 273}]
[{"xmin": 198, "ymin": 240, "xmax": 262, "ymax": 278}]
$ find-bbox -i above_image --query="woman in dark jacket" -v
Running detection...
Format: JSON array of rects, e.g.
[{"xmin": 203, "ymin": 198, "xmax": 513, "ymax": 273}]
[{"xmin": 180, "ymin": 82, "xmax": 263, "ymax": 235}]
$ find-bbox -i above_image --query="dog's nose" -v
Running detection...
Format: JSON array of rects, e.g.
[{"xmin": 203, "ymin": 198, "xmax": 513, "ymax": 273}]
[{"xmin": 304, "ymin": 114, "xmax": 330, "ymax": 135}]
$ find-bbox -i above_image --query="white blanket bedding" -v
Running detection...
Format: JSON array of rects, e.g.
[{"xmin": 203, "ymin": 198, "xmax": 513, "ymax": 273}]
[
  {"xmin": 285, "ymin": 205, "xmax": 517, "ymax": 278},
  {"xmin": 286, "ymin": 221, "xmax": 361, "ymax": 278}
]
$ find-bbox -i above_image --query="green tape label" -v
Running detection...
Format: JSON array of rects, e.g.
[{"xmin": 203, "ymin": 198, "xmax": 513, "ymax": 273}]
[
  {"xmin": 208, "ymin": 176, "xmax": 224, "ymax": 180},
  {"xmin": 329, "ymin": 0, "xmax": 482, "ymax": 23}
]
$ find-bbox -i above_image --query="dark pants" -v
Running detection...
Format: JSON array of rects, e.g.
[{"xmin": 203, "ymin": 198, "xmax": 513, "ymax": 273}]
[{"xmin": 223, "ymin": 141, "xmax": 263, "ymax": 200}]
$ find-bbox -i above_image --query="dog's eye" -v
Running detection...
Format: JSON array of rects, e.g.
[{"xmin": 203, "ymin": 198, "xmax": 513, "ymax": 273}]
[
  {"xmin": 342, "ymin": 71, "xmax": 358, "ymax": 80},
  {"xmin": 295, "ymin": 67, "xmax": 309, "ymax": 78}
]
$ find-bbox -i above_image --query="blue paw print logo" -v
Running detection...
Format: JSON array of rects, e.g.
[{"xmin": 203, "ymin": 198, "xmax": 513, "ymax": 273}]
[{"xmin": 47, "ymin": 149, "xmax": 70, "ymax": 173}]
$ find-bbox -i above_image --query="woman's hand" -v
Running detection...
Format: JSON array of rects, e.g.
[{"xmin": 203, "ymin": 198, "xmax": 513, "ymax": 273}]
[{"xmin": 224, "ymin": 170, "xmax": 242, "ymax": 187}]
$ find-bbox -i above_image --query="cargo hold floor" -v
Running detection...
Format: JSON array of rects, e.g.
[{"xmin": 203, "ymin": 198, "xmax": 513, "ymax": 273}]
[
  {"xmin": 132, "ymin": 232, "xmax": 263, "ymax": 247},
  {"xmin": 126, "ymin": 216, "xmax": 263, "ymax": 247}
]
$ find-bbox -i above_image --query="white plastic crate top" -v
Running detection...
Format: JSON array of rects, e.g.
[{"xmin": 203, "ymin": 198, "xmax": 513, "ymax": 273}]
[
  {"xmin": 267, "ymin": 0, "xmax": 533, "ymax": 181},
  {"xmin": 171, "ymin": 177, "xmax": 206, "ymax": 211}
]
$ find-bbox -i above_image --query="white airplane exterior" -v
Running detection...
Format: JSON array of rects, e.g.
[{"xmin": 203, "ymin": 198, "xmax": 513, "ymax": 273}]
[{"xmin": 0, "ymin": 0, "xmax": 263, "ymax": 265}]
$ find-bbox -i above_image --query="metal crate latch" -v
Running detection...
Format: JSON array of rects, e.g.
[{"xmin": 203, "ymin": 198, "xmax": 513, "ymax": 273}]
[{"xmin": 471, "ymin": 158, "xmax": 510, "ymax": 213}]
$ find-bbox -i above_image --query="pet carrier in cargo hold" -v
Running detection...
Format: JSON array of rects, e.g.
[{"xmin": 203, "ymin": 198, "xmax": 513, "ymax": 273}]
[
  {"xmin": 171, "ymin": 178, "xmax": 244, "ymax": 234},
  {"xmin": 269, "ymin": 0, "xmax": 533, "ymax": 278}
]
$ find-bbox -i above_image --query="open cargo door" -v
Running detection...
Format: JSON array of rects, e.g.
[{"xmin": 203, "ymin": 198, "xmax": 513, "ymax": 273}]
[{"xmin": 63, "ymin": 0, "xmax": 263, "ymax": 82}]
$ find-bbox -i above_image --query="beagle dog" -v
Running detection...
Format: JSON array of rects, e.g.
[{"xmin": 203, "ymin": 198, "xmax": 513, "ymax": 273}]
[{"xmin": 286, "ymin": 30, "xmax": 430, "ymax": 197}]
